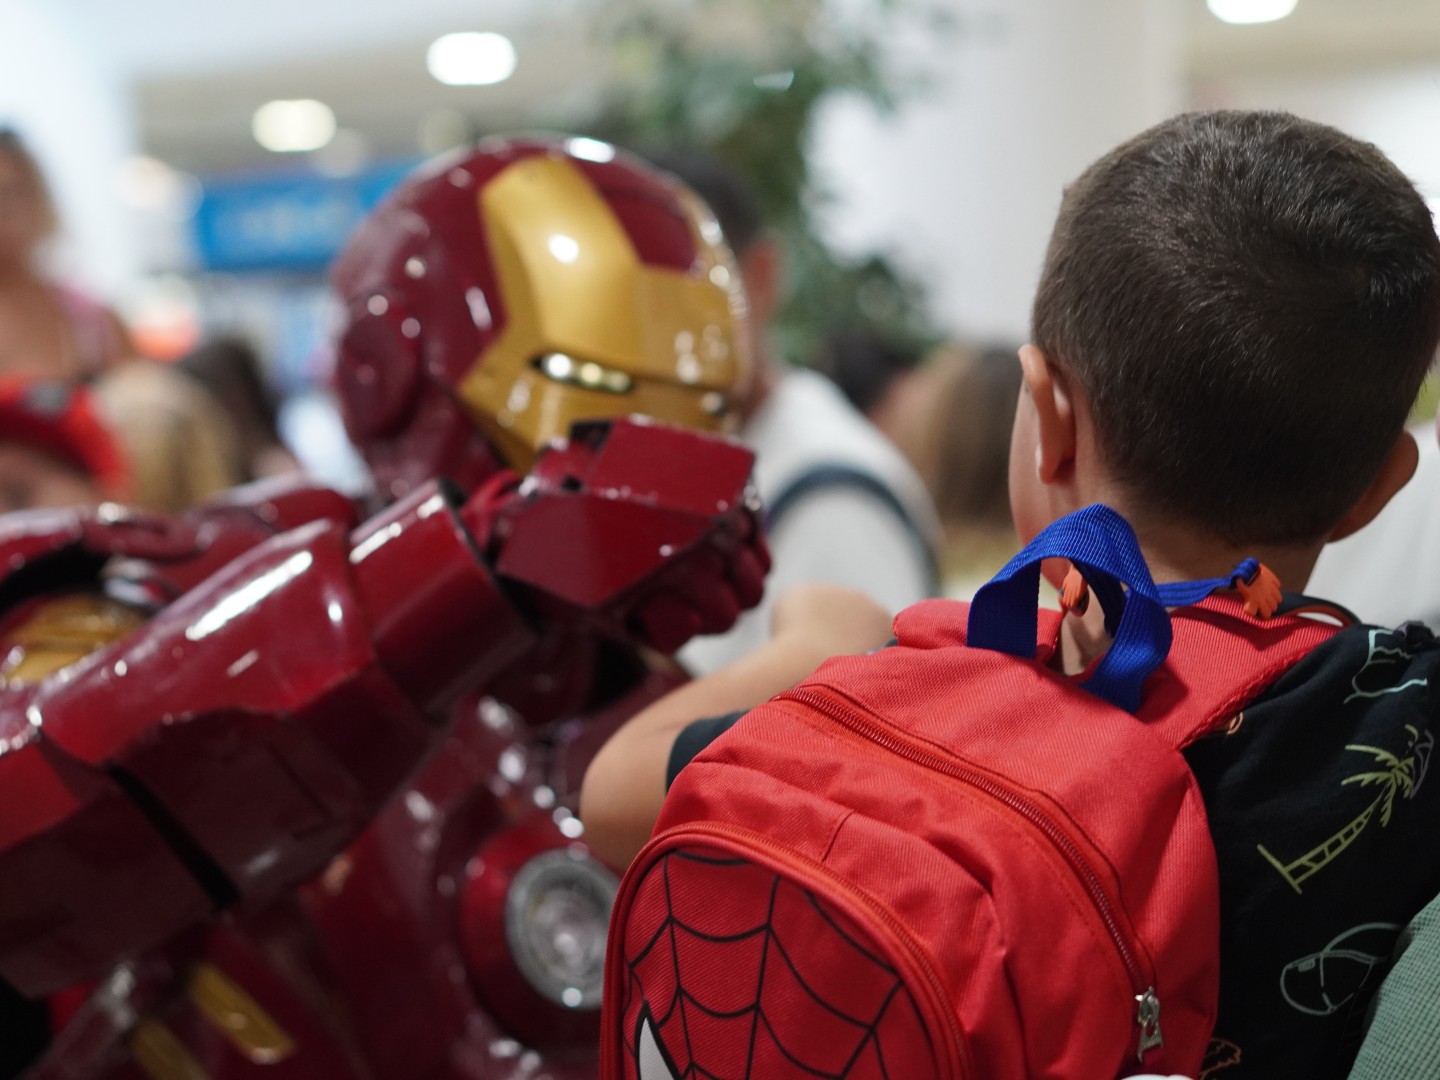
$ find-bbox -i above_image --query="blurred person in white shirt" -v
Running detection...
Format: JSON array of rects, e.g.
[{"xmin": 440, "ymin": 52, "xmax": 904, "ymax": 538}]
[{"xmin": 646, "ymin": 150, "xmax": 941, "ymax": 675}]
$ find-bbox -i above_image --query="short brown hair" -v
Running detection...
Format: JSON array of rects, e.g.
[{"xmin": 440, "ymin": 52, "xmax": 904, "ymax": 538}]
[{"xmin": 1032, "ymin": 110, "xmax": 1440, "ymax": 545}]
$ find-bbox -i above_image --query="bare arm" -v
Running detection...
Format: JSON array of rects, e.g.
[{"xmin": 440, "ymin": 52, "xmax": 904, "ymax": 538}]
[{"xmin": 580, "ymin": 584, "xmax": 894, "ymax": 869}]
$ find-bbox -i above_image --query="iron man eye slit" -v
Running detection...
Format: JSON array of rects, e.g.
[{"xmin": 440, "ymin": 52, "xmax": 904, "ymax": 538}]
[
  {"xmin": 529, "ymin": 354, "xmax": 729, "ymax": 417},
  {"xmin": 533, "ymin": 352, "xmax": 635, "ymax": 395}
]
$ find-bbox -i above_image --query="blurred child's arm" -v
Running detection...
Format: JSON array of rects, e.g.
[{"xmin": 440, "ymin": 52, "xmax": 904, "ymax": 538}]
[{"xmin": 580, "ymin": 584, "xmax": 894, "ymax": 869}]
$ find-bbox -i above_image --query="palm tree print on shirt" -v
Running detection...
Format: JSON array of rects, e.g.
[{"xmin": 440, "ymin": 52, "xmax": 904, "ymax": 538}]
[{"xmin": 1258, "ymin": 724, "xmax": 1431, "ymax": 895}]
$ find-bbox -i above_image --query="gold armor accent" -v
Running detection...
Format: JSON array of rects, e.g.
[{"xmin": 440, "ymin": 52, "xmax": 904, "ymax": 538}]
[
  {"xmin": 0, "ymin": 594, "xmax": 144, "ymax": 687},
  {"xmin": 131, "ymin": 1019, "xmax": 209, "ymax": 1080},
  {"xmin": 187, "ymin": 962, "xmax": 297, "ymax": 1064},
  {"xmin": 127, "ymin": 963, "xmax": 297, "ymax": 1080},
  {"xmin": 458, "ymin": 154, "xmax": 751, "ymax": 470}
]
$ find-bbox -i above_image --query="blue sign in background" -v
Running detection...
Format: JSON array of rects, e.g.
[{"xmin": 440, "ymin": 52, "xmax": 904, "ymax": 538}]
[{"xmin": 192, "ymin": 159, "xmax": 421, "ymax": 272}]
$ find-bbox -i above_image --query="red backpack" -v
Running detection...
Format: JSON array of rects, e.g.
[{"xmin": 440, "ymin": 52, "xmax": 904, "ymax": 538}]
[{"xmin": 601, "ymin": 506, "xmax": 1341, "ymax": 1079}]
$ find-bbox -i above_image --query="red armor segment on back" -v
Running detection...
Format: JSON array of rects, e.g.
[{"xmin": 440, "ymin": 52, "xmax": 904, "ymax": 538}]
[
  {"xmin": 0, "ymin": 482, "xmax": 534, "ymax": 996},
  {"xmin": 0, "ymin": 700, "xmax": 214, "ymax": 998},
  {"xmin": 0, "ymin": 421, "xmax": 760, "ymax": 1001}
]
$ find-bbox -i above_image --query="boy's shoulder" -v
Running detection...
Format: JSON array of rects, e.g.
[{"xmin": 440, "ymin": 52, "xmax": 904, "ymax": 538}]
[
  {"xmin": 1187, "ymin": 616, "xmax": 1437, "ymax": 772},
  {"xmin": 1182, "ymin": 617, "xmax": 1439, "ymax": 1079}
]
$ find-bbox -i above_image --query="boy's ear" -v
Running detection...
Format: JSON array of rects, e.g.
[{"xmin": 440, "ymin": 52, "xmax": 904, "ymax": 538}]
[
  {"xmin": 1018, "ymin": 344, "xmax": 1076, "ymax": 483},
  {"xmin": 1328, "ymin": 430, "xmax": 1419, "ymax": 541}
]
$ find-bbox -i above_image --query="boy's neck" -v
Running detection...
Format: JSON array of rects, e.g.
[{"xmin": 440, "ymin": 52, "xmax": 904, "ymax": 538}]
[
  {"xmin": 1132, "ymin": 512, "xmax": 1323, "ymax": 594},
  {"xmin": 1054, "ymin": 510, "xmax": 1326, "ymax": 677}
]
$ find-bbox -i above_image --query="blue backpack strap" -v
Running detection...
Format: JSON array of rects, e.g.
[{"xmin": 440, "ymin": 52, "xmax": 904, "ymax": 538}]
[
  {"xmin": 765, "ymin": 464, "xmax": 941, "ymax": 595},
  {"xmin": 968, "ymin": 504, "xmax": 1170, "ymax": 714},
  {"xmin": 1154, "ymin": 559, "xmax": 1260, "ymax": 609}
]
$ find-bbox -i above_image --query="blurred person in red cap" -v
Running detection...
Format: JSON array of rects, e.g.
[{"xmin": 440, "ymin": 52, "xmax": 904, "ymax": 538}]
[
  {"xmin": 0, "ymin": 373, "xmax": 128, "ymax": 511},
  {"xmin": 0, "ymin": 129, "xmax": 132, "ymax": 381}
]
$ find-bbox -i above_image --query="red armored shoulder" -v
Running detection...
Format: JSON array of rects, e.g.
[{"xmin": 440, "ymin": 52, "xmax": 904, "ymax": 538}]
[{"xmin": 0, "ymin": 423, "xmax": 765, "ymax": 1001}]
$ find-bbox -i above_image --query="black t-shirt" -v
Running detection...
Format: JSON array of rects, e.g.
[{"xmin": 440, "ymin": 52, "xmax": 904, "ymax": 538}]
[{"xmin": 667, "ymin": 620, "xmax": 1440, "ymax": 1080}]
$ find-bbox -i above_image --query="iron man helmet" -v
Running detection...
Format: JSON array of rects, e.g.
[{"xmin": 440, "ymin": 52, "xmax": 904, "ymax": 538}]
[{"xmin": 332, "ymin": 135, "xmax": 751, "ymax": 500}]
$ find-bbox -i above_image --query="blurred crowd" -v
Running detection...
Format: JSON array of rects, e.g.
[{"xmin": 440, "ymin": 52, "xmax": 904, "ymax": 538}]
[
  {"xmin": 0, "ymin": 129, "xmax": 299, "ymax": 519},
  {"xmin": 0, "ymin": 126, "xmax": 1028, "ymax": 600}
]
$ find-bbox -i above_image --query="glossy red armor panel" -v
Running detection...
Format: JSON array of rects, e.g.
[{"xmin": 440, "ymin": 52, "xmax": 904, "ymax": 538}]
[
  {"xmin": 108, "ymin": 477, "xmax": 364, "ymax": 607},
  {"xmin": 35, "ymin": 493, "xmax": 532, "ymax": 909},
  {"xmin": 457, "ymin": 812, "xmax": 615, "ymax": 1050},
  {"xmin": 296, "ymin": 694, "xmax": 609, "ymax": 1080},
  {"xmin": 1, "ymin": 414, "xmax": 764, "ymax": 1030},
  {"xmin": 330, "ymin": 144, "xmax": 527, "ymax": 500},
  {"xmin": 350, "ymin": 482, "xmax": 534, "ymax": 712},
  {"xmin": 30, "ymin": 523, "xmax": 425, "ymax": 907},
  {"xmin": 0, "ymin": 714, "xmax": 212, "ymax": 996},
  {"xmin": 489, "ymin": 419, "xmax": 757, "ymax": 612}
]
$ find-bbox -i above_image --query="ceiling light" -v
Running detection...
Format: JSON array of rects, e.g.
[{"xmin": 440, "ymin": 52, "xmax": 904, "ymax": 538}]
[
  {"xmin": 1207, "ymin": 0, "xmax": 1298, "ymax": 25},
  {"xmin": 252, "ymin": 99, "xmax": 336, "ymax": 153},
  {"xmin": 427, "ymin": 32, "xmax": 517, "ymax": 87}
]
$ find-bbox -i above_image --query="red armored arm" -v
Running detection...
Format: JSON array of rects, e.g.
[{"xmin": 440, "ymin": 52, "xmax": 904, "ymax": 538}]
[
  {"xmin": 104, "ymin": 476, "xmax": 363, "ymax": 608},
  {"xmin": 0, "ymin": 419, "xmax": 764, "ymax": 998}
]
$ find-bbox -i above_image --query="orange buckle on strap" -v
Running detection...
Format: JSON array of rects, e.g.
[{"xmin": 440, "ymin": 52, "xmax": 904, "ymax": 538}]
[
  {"xmin": 1235, "ymin": 563, "xmax": 1281, "ymax": 619},
  {"xmin": 1059, "ymin": 566, "xmax": 1090, "ymax": 616}
]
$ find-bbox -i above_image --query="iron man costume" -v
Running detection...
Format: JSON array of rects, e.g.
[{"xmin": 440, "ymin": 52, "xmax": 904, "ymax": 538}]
[{"xmin": 0, "ymin": 137, "xmax": 763, "ymax": 1080}]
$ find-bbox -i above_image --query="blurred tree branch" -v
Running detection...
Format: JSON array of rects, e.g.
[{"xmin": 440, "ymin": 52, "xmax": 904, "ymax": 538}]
[{"xmin": 584, "ymin": 0, "xmax": 949, "ymax": 365}]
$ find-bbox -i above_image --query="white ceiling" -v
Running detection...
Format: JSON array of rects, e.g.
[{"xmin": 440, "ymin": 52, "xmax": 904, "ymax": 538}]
[
  {"xmin": 133, "ymin": 26, "xmax": 608, "ymax": 175},
  {"xmin": 1186, "ymin": 0, "xmax": 1440, "ymax": 75},
  {"xmin": 65, "ymin": 0, "xmax": 581, "ymax": 77},
  {"xmin": 57, "ymin": 0, "xmax": 1440, "ymax": 177}
]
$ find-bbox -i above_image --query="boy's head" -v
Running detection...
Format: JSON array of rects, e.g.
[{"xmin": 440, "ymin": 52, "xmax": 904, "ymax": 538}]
[{"xmin": 1020, "ymin": 110, "xmax": 1440, "ymax": 550}]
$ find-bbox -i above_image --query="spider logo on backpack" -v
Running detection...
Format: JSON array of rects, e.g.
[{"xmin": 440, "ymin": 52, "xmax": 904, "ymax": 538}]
[{"xmin": 637, "ymin": 1010, "xmax": 682, "ymax": 1080}]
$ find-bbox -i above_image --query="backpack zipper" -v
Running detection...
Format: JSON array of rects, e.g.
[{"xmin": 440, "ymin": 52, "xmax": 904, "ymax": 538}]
[
  {"xmin": 781, "ymin": 684, "xmax": 1165, "ymax": 1064},
  {"xmin": 618, "ymin": 818, "xmax": 972, "ymax": 1080}
]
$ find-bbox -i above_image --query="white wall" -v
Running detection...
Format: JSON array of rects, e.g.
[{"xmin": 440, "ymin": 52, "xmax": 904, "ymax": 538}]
[
  {"xmin": 1193, "ymin": 66, "xmax": 1440, "ymax": 208},
  {"xmin": 812, "ymin": 0, "xmax": 1185, "ymax": 344}
]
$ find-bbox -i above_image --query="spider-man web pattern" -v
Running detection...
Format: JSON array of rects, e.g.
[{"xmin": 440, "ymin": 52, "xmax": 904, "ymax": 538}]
[{"xmin": 619, "ymin": 848, "xmax": 940, "ymax": 1079}]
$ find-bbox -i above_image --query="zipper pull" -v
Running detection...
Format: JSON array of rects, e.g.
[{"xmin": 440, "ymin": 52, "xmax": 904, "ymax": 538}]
[{"xmin": 1134, "ymin": 987, "xmax": 1164, "ymax": 1061}]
